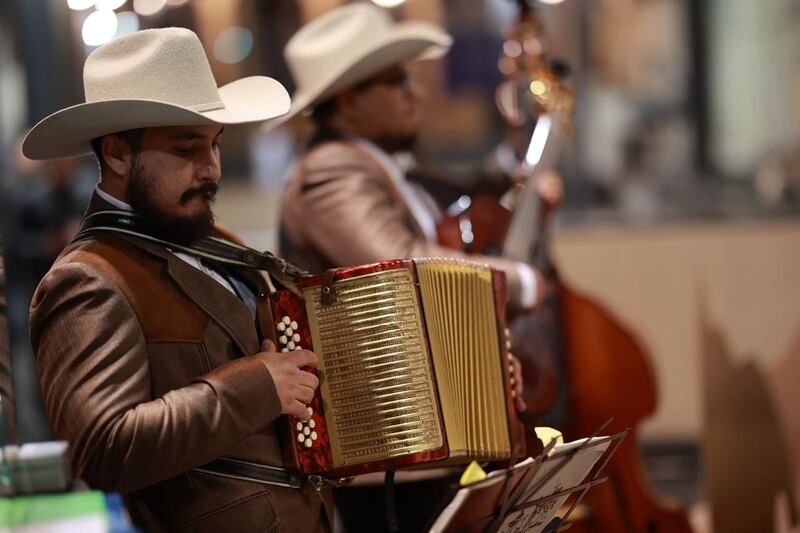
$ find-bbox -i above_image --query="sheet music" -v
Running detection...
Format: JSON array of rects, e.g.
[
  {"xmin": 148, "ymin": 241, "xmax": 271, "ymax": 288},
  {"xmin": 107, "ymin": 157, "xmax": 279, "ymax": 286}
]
[{"xmin": 498, "ymin": 438, "xmax": 610, "ymax": 533}]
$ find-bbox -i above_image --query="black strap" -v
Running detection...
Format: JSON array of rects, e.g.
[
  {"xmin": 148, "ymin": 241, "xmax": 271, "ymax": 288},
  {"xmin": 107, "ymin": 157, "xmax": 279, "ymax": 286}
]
[
  {"xmin": 194, "ymin": 458, "xmax": 303, "ymax": 490},
  {"xmin": 74, "ymin": 210, "xmax": 309, "ymax": 297},
  {"xmin": 384, "ymin": 469, "xmax": 399, "ymax": 532}
]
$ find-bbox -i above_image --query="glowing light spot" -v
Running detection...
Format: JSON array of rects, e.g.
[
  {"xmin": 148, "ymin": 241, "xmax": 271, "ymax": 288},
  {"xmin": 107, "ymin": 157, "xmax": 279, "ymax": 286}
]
[
  {"xmin": 503, "ymin": 40, "xmax": 522, "ymax": 58},
  {"xmin": 213, "ymin": 27, "xmax": 254, "ymax": 64},
  {"xmin": 82, "ymin": 9, "xmax": 118, "ymax": 47},
  {"xmin": 67, "ymin": 0, "xmax": 96, "ymax": 11},
  {"xmin": 133, "ymin": 0, "xmax": 166, "ymax": 16},
  {"xmin": 529, "ymin": 79, "xmax": 547, "ymax": 96},
  {"xmin": 114, "ymin": 11, "xmax": 139, "ymax": 38},
  {"xmin": 95, "ymin": 0, "xmax": 127, "ymax": 10},
  {"xmin": 371, "ymin": 0, "xmax": 406, "ymax": 7}
]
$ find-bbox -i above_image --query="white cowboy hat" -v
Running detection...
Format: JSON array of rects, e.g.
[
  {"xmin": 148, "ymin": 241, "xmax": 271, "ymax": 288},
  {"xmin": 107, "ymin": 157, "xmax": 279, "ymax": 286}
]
[
  {"xmin": 263, "ymin": 3, "xmax": 452, "ymax": 130},
  {"xmin": 23, "ymin": 27, "xmax": 291, "ymax": 160}
]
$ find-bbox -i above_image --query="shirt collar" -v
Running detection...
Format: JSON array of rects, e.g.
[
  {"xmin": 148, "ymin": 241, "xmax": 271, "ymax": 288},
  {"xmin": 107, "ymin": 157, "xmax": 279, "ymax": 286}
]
[{"xmin": 95, "ymin": 184, "xmax": 132, "ymax": 211}]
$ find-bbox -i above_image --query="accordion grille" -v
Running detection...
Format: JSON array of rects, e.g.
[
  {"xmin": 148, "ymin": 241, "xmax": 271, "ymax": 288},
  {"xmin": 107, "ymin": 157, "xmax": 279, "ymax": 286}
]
[
  {"xmin": 416, "ymin": 260, "xmax": 510, "ymax": 459},
  {"xmin": 304, "ymin": 268, "xmax": 443, "ymax": 468}
]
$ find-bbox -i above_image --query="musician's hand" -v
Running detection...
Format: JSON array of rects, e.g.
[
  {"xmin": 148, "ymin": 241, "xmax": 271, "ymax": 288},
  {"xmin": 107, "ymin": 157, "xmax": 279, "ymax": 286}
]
[
  {"xmin": 536, "ymin": 170, "xmax": 564, "ymax": 212},
  {"xmin": 256, "ymin": 339, "xmax": 320, "ymax": 421},
  {"xmin": 509, "ymin": 354, "xmax": 528, "ymax": 413}
]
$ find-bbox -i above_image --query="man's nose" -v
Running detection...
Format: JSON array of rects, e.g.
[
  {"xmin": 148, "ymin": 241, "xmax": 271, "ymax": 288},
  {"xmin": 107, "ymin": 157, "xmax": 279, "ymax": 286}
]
[{"xmin": 198, "ymin": 146, "xmax": 222, "ymax": 182}]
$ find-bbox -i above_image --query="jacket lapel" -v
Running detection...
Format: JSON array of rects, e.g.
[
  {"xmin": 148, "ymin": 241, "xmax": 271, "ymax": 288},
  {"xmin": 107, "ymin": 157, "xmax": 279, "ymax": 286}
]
[
  {"xmin": 83, "ymin": 190, "xmax": 259, "ymax": 355},
  {"xmin": 340, "ymin": 141, "xmax": 429, "ymax": 239}
]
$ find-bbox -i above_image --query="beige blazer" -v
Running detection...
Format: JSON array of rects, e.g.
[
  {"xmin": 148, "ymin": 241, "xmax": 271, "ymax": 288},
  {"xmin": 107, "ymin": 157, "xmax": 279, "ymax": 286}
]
[
  {"xmin": 280, "ymin": 140, "xmax": 531, "ymax": 309},
  {"xmin": 30, "ymin": 194, "xmax": 330, "ymax": 532}
]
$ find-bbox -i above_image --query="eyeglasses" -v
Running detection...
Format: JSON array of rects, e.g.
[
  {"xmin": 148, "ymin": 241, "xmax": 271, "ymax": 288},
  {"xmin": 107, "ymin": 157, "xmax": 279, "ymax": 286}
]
[{"xmin": 356, "ymin": 69, "xmax": 412, "ymax": 93}]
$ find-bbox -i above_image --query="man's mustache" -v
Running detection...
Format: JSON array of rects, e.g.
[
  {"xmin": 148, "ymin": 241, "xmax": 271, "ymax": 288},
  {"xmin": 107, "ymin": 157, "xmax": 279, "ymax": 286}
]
[{"xmin": 180, "ymin": 182, "xmax": 218, "ymax": 205}]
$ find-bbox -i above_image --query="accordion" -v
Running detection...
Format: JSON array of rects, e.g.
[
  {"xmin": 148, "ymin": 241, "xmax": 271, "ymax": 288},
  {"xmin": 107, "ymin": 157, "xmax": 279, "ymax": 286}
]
[{"xmin": 268, "ymin": 258, "xmax": 526, "ymax": 478}]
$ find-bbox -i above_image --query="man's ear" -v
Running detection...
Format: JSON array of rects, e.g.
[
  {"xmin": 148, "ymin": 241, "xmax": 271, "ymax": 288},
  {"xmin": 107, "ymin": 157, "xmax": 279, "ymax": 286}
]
[{"xmin": 102, "ymin": 134, "xmax": 135, "ymax": 176}]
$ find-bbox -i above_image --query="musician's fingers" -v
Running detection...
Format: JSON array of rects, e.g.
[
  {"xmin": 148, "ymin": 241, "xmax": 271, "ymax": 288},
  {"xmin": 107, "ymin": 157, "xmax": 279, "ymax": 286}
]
[
  {"xmin": 289, "ymin": 350, "xmax": 319, "ymax": 369},
  {"xmin": 288, "ymin": 400, "xmax": 311, "ymax": 421},
  {"xmin": 296, "ymin": 384, "xmax": 315, "ymax": 405},
  {"xmin": 297, "ymin": 370, "xmax": 320, "ymax": 391},
  {"xmin": 261, "ymin": 339, "xmax": 276, "ymax": 352}
]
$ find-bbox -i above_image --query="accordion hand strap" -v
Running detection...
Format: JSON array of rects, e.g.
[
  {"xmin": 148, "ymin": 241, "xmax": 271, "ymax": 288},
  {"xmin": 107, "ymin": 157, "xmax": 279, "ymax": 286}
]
[{"xmin": 74, "ymin": 210, "xmax": 308, "ymax": 297}]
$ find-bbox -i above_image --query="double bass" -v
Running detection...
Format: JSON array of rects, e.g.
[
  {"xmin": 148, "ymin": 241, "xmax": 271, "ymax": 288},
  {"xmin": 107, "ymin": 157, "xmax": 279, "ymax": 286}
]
[{"xmin": 437, "ymin": 3, "xmax": 694, "ymax": 532}]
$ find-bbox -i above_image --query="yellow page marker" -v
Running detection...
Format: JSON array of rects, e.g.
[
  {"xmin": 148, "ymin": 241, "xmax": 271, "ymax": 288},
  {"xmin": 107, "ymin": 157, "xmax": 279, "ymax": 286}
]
[
  {"xmin": 535, "ymin": 427, "xmax": 564, "ymax": 448},
  {"xmin": 459, "ymin": 461, "xmax": 487, "ymax": 486}
]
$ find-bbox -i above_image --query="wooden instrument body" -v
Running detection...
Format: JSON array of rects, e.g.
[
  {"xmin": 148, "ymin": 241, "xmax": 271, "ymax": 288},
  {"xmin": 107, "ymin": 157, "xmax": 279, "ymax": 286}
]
[{"xmin": 269, "ymin": 259, "xmax": 526, "ymax": 478}]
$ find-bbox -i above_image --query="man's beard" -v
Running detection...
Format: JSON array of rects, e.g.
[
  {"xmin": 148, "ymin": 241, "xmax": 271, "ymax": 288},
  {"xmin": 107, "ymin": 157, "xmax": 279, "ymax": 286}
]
[
  {"xmin": 127, "ymin": 157, "xmax": 217, "ymax": 245},
  {"xmin": 374, "ymin": 132, "xmax": 418, "ymax": 154}
]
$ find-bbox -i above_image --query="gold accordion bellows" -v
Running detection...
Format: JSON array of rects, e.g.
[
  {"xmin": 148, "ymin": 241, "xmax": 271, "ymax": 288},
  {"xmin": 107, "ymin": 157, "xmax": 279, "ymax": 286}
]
[{"xmin": 269, "ymin": 259, "xmax": 524, "ymax": 478}]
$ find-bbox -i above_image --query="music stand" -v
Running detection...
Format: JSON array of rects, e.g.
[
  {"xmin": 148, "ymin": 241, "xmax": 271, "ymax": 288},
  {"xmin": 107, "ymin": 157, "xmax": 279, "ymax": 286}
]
[{"xmin": 428, "ymin": 420, "xmax": 629, "ymax": 533}]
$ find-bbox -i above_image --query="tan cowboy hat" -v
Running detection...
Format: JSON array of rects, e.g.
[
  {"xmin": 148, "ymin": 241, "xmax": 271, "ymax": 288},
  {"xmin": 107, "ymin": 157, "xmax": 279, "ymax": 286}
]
[
  {"xmin": 263, "ymin": 3, "xmax": 452, "ymax": 130},
  {"xmin": 23, "ymin": 27, "xmax": 291, "ymax": 160}
]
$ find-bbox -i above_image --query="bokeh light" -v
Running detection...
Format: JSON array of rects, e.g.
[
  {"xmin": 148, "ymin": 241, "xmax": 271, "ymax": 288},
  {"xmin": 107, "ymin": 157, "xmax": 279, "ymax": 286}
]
[
  {"xmin": 213, "ymin": 27, "xmax": 254, "ymax": 64},
  {"xmin": 81, "ymin": 9, "xmax": 119, "ymax": 47},
  {"xmin": 133, "ymin": 0, "xmax": 166, "ymax": 16}
]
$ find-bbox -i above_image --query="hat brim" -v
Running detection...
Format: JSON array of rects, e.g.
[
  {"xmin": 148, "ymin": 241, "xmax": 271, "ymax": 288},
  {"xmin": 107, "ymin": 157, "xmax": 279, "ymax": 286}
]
[
  {"xmin": 262, "ymin": 20, "xmax": 452, "ymax": 132},
  {"xmin": 23, "ymin": 76, "xmax": 290, "ymax": 160}
]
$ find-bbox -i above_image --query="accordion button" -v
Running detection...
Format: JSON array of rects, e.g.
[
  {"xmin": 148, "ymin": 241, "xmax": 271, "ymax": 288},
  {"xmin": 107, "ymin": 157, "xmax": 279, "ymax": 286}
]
[
  {"xmin": 292, "ymin": 334, "xmax": 301, "ymax": 343},
  {"xmin": 309, "ymin": 419, "xmax": 316, "ymax": 429},
  {"xmin": 296, "ymin": 421, "xmax": 303, "ymax": 431},
  {"xmin": 307, "ymin": 406, "xmax": 314, "ymax": 416},
  {"xmin": 297, "ymin": 433, "xmax": 304, "ymax": 443},
  {"xmin": 281, "ymin": 348, "xmax": 289, "ymax": 353},
  {"xmin": 287, "ymin": 341, "xmax": 296, "ymax": 350},
  {"xmin": 277, "ymin": 323, "xmax": 286, "ymax": 332},
  {"xmin": 506, "ymin": 340, "xmax": 512, "ymax": 349},
  {"xmin": 290, "ymin": 321, "xmax": 298, "ymax": 330},
  {"xmin": 282, "ymin": 316, "xmax": 291, "ymax": 325},
  {"xmin": 305, "ymin": 439, "xmax": 313, "ymax": 448},
  {"xmin": 303, "ymin": 426, "xmax": 311, "ymax": 436},
  {"xmin": 311, "ymin": 431, "xmax": 318, "ymax": 441},
  {"xmin": 294, "ymin": 346, "xmax": 302, "ymax": 351},
  {"xmin": 285, "ymin": 327, "xmax": 294, "ymax": 337},
  {"xmin": 279, "ymin": 335, "xmax": 287, "ymax": 345}
]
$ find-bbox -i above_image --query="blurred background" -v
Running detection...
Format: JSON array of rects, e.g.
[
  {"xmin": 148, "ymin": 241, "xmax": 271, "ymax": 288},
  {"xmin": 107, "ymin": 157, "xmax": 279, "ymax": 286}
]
[{"xmin": 1, "ymin": 0, "xmax": 799, "ymax": 531}]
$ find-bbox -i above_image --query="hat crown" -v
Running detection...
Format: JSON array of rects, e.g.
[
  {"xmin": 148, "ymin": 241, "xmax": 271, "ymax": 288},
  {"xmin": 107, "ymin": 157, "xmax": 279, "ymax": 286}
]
[
  {"xmin": 83, "ymin": 27, "xmax": 222, "ymax": 111},
  {"xmin": 285, "ymin": 4, "xmax": 391, "ymax": 94}
]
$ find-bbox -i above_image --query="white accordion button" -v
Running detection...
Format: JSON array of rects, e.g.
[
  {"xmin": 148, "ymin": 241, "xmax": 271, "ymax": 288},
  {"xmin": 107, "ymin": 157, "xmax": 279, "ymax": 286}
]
[
  {"xmin": 287, "ymin": 341, "xmax": 296, "ymax": 350},
  {"xmin": 506, "ymin": 339, "xmax": 512, "ymax": 350},
  {"xmin": 311, "ymin": 431, "xmax": 318, "ymax": 441},
  {"xmin": 282, "ymin": 316, "xmax": 291, "ymax": 325},
  {"xmin": 294, "ymin": 346, "xmax": 302, "ymax": 351},
  {"xmin": 303, "ymin": 426, "xmax": 310, "ymax": 436},
  {"xmin": 296, "ymin": 421, "xmax": 303, "ymax": 431},
  {"xmin": 304, "ymin": 438, "xmax": 313, "ymax": 448},
  {"xmin": 277, "ymin": 322, "xmax": 286, "ymax": 332},
  {"xmin": 292, "ymin": 334, "xmax": 301, "ymax": 343},
  {"xmin": 297, "ymin": 433, "xmax": 304, "ymax": 443},
  {"xmin": 307, "ymin": 406, "xmax": 314, "ymax": 416},
  {"xmin": 309, "ymin": 419, "xmax": 316, "ymax": 429},
  {"xmin": 281, "ymin": 348, "xmax": 289, "ymax": 353},
  {"xmin": 285, "ymin": 328, "xmax": 294, "ymax": 337},
  {"xmin": 279, "ymin": 335, "xmax": 287, "ymax": 345},
  {"xmin": 290, "ymin": 321, "xmax": 298, "ymax": 330}
]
